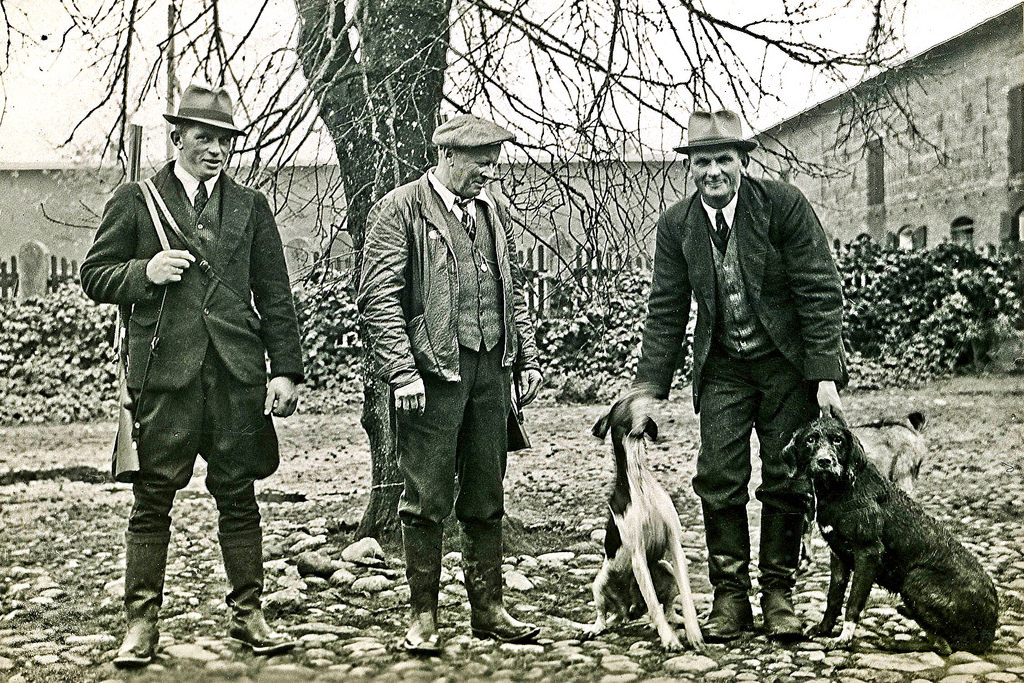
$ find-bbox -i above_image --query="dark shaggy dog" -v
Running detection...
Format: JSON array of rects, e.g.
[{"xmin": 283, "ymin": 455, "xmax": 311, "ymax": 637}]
[
  {"xmin": 587, "ymin": 393, "xmax": 704, "ymax": 651},
  {"xmin": 787, "ymin": 416, "xmax": 998, "ymax": 654}
]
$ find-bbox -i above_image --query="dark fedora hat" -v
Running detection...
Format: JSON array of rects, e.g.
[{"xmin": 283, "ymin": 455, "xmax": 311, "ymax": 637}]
[
  {"xmin": 674, "ymin": 109, "xmax": 757, "ymax": 154},
  {"xmin": 163, "ymin": 83, "xmax": 245, "ymax": 136}
]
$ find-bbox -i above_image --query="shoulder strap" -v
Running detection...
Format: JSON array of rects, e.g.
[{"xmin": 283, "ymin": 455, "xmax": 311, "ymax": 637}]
[
  {"xmin": 138, "ymin": 181, "xmax": 171, "ymax": 251},
  {"xmin": 141, "ymin": 179, "xmax": 193, "ymax": 252}
]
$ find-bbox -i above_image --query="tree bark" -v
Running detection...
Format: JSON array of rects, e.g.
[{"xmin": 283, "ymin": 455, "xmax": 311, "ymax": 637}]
[{"xmin": 295, "ymin": 0, "xmax": 450, "ymax": 543}]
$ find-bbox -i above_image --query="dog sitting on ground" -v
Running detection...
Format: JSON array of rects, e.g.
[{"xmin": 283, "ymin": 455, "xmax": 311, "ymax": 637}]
[
  {"xmin": 787, "ymin": 416, "xmax": 998, "ymax": 654},
  {"xmin": 800, "ymin": 412, "xmax": 929, "ymax": 568},
  {"xmin": 587, "ymin": 392, "xmax": 705, "ymax": 651}
]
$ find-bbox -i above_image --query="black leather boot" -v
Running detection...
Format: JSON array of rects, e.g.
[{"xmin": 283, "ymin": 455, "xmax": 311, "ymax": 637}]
[
  {"xmin": 759, "ymin": 509, "xmax": 805, "ymax": 641},
  {"xmin": 463, "ymin": 520, "xmax": 539, "ymax": 643},
  {"xmin": 113, "ymin": 533, "xmax": 169, "ymax": 669},
  {"xmin": 220, "ymin": 532, "xmax": 297, "ymax": 656},
  {"xmin": 702, "ymin": 503, "xmax": 754, "ymax": 642},
  {"xmin": 402, "ymin": 521, "xmax": 444, "ymax": 655}
]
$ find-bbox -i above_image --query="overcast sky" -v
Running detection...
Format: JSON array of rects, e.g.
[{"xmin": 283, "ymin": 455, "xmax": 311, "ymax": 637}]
[{"xmin": 0, "ymin": 0, "xmax": 1018, "ymax": 166}]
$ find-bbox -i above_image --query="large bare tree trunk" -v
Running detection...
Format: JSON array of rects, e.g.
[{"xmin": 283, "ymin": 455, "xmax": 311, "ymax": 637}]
[{"xmin": 296, "ymin": 0, "xmax": 450, "ymax": 544}]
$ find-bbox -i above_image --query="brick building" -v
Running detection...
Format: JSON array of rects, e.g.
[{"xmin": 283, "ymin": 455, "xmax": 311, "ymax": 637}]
[{"xmin": 753, "ymin": 3, "xmax": 1024, "ymax": 252}]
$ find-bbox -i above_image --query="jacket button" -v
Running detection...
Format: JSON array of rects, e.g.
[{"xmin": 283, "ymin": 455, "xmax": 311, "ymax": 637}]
[
  {"xmin": 197, "ymin": 223, "xmax": 205, "ymax": 230},
  {"xmin": 203, "ymin": 307, "xmax": 210, "ymax": 316}
]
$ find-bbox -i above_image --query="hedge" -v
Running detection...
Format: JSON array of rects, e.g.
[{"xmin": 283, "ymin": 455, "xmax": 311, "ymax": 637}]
[{"xmin": 1, "ymin": 242, "xmax": 1020, "ymax": 423}]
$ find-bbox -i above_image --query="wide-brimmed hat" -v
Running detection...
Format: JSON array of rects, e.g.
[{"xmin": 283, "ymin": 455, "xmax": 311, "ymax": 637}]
[
  {"xmin": 432, "ymin": 114, "xmax": 515, "ymax": 148},
  {"xmin": 163, "ymin": 84, "xmax": 245, "ymax": 136},
  {"xmin": 674, "ymin": 109, "xmax": 757, "ymax": 154}
]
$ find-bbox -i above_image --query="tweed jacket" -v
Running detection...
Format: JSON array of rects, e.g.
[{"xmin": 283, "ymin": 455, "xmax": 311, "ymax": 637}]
[
  {"xmin": 357, "ymin": 173, "xmax": 540, "ymax": 388},
  {"xmin": 635, "ymin": 175, "xmax": 847, "ymax": 411},
  {"xmin": 81, "ymin": 162, "xmax": 304, "ymax": 392}
]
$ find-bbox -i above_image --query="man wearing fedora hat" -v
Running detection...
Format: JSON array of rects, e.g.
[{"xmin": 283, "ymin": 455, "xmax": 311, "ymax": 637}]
[
  {"xmin": 627, "ymin": 110, "xmax": 847, "ymax": 642},
  {"xmin": 357, "ymin": 114, "xmax": 543, "ymax": 654},
  {"xmin": 81, "ymin": 83, "xmax": 304, "ymax": 667}
]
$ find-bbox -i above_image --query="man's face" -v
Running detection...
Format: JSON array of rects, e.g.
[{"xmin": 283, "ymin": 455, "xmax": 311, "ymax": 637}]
[
  {"xmin": 174, "ymin": 123, "xmax": 234, "ymax": 181},
  {"xmin": 445, "ymin": 145, "xmax": 501, "ymax": 198},
  {"xmin": 690, "ymin": 146, "xmax": 742, "ymax": 208}
]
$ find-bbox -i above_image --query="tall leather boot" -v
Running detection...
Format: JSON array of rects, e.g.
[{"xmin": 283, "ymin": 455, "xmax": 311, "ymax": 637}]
[
  {"xmin": 759, "ymin": 508, "xmax": 805, "ymax": 641},
  {"xmin": 113, "ymin": 532, "xmax": 169, "ymax": 669},
  {"xmin": 220, "ymin": 531, "xmax": 297, "ymax": 656},
  {"xmin": 463, "ymin": 520, "xmax": 539, "ymax": 643},
  {"xmin": 702, "ymin": 503, "xmax": 754, "ymax": 642},
  {"xmin": 402, "ymin": 521, "xmax": 444, "ymax": 655}
]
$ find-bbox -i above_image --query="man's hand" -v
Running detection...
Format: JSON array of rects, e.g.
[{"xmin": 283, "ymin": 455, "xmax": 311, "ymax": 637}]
[
  {"xmin": 629, "ymin": 390, "xmax": 659, "ymax": 437},
  {"xmin": 146, "ymin": 249, "xmax": 195, "ymax": 285},
  {"xmin": 395, "ymin": 377, "xmax": 426, "ymax": 414},
  {"xmin": 265, "ymin": 376, "xmax": 299, "ymax": 417},
  {"xmin": 518, "ymin": 369, "xmax": 543, "ymax": 406},
  {"xmin": 816, "ymin": 380, "xmax": 845, "ymax": 424}
]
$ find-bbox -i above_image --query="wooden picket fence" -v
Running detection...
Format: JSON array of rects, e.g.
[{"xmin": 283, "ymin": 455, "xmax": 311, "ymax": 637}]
[{"xmin": 0, "ymin": 253, "xmax": 80, "ymax": 301}]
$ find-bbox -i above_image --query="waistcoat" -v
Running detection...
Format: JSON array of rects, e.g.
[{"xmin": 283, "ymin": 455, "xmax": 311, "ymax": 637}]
[
  {"xmin": 709, "ymin": 214, "xmax": 775, "ymax": 359},
  {"xmin": 443, "ymin": 199, "xmax": 503, "ymax": 351}
]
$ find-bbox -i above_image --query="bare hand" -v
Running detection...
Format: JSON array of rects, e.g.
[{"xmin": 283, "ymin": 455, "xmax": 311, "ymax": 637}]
[
  {"xmin": 518, "ymin": 369, "xmax": 543, "ymax": 406},
  {"xmin": 146, "ymin": 249, "xmax": 195, "ymax": 285},
  {"xmin": 265, "ymin": 376, "xmax": 299, "ymax": 417},
  {"xmin": 817, "ymin": 380, "xmax": 845, "ymax": 424},
  {"xmin": 395, "ymin": 377, "xmax": 425, "ymax": 414},
  {"xmin": 629, "ymin": 391, "xmax": 659, "ymax": 437}
]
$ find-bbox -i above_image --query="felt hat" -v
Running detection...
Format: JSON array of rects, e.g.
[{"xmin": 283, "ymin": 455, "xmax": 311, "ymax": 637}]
[
  {"xmin": 163, "ymin": 83, "xmax": 245, "ymax": 136},
  {"xmin": 674, "ymin": 109, "xmax": 757, "ymax": 154},
  {"xmin": 432, "ymin": 114, "xmax": 515, "ymax": 148}
]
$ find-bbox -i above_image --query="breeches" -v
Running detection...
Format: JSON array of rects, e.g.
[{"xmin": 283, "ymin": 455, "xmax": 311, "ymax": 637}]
[
  {"xmin": 693, "ymin": 348, "xmax": 816, "ymax": 514},
  {"xmin": 127, "ymin": 350, "xmax": 269, "ymax": 541},
  {"xmin": 397, "ymin": 345, "xmax": 510, "ymax": 527}
]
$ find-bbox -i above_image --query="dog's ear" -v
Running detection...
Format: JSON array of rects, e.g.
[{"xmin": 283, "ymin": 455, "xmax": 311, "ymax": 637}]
[
  {"xmin": 642, "ymin": 416, "xmax": 658, "ymax": 441},
  {"xmin": 592, "ymin": 413, "xmax": 611, "ymax": 440},
  {"xmin": 841, "ymin": 425, "xmax": 870, "ymax": 484},
  {"xmin": 781, "ymin": 426, "xmax": 807, "ymax": 472},
  {"xmin": 907, "ymin": 411, "xmax": 927, "ymax": 433}
]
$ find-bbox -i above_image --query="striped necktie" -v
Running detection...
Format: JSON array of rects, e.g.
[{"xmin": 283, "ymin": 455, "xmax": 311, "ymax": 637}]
[
  {"xmin": 194, "ymin": 182, "xmax": 209, "ymax": 216},
  {"xmin": 458, "ymin": 198, "xmax": 477, "ymax": 241}
]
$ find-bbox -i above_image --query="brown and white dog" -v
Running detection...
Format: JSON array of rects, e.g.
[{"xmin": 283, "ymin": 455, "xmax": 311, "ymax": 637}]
[
  {"xmin": 587, "ymin": 393, "xmax": 705, "ymax": 651},
  {"xmin": 787, "ymin": 416, "xmax": 998, "ymax": 654},
  {"xmin": 800, "ymin": 412, "xmax": 929, "ymax": 568}
]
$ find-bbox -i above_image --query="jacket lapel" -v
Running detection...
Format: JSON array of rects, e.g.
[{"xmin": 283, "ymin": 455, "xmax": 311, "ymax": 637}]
[
  {"xmin": 416, "ymin": 174, "xmax": 456, "ymax": 251},
  {"xmin": 734, "ymin": 179, "xmax": 768, "ymax": 301},
  {"xmin": 150, "ymin": 163, "xmax": 194, "ymax": 253},
  {"xmin": 681, "ymin": 195, "xmax": 716, "ymax": 318},
  {"xmin": 216, "ymin": 173, "xmax": 255, "ymax": 268}
]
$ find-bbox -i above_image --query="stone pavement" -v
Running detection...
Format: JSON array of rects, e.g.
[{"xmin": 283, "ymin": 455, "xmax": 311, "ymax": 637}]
[{"xmin": 1, "ymin": 515, "xmax": 1022, "ymax": 683}]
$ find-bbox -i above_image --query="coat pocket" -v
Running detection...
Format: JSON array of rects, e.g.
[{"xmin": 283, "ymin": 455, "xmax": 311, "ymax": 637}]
[{"xmin": 406, "ymin": 314, "xmax": 441, "ymax": 377}]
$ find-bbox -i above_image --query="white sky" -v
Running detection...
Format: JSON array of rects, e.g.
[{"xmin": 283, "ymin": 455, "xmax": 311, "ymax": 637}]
[{"xmin": 0, "ymin": 0, "xmax": 1018, "ymax": 165}]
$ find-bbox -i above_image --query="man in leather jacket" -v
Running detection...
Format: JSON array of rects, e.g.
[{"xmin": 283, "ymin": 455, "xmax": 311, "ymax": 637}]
[{"xmin": 357, "ymin": 114, "xmax": 543, "ymax": 654}]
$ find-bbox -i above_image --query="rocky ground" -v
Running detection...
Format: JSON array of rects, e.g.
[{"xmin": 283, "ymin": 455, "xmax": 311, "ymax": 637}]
[{"xmin": 0, "ymin": 374, "xmax": 1022, "ymax": 682}]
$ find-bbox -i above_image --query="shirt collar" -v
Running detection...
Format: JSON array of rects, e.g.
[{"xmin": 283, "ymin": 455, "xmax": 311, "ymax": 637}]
[
  {"xmin": 701, "ymin": 176, "xmax": 741, "ymax": 228},
  {"xmin": 427, "ymin": 169, "xmax": 494, "ymax": 222},
  {"xmin": 173, "ymin": 161, "xmax": 219, "ymax": 204}
]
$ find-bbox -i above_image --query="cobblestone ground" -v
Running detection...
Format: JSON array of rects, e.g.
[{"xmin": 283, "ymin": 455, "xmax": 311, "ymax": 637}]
[{"xmin": 0, "ymin": 375, "xmax": 1022, "ymax": 682}]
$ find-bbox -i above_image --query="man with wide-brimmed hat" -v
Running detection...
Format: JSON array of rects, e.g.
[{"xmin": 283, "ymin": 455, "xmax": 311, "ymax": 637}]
[
  {"xmin": 357, "ymin": 114, "xmax": 544, "ymax": 654},
  {"xmin": 81, "ymin": 83, "xmax": 304, "ymax": 667},
  {"xmin": 627, "ymin": 110, "xmax": 847, "ymax": 643}
]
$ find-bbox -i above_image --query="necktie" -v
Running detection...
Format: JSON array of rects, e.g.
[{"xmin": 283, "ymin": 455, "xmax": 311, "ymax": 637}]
[
  {"xmin": 194, "ymin": 182, "xmax": 209, "ymax": 216},
  {"xmin": 713, "ymin": 209, "xmax": 730, "ymax": 252},
  {"xmin": 458, "ymin": 199, "xmax": 477, "ymax": 241}
]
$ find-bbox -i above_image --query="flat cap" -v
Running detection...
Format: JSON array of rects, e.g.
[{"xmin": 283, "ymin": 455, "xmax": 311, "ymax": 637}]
[{"xmin": 431, "ymin": 114, "xmax": 515, "ymax": 148}]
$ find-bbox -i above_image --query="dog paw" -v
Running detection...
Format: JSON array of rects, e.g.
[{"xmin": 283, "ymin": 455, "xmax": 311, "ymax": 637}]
[
  {"xmin": 805, "ymin": 621, "xmax": 834, "ymax": 638},
  {"xmin": 822, "ymin": 622, "xmax": 856, "ymax": 651},
  {"xmin": 660, "ymin": 633, "xmax": 683, "ymax": 651},
  {"xmin": 684, "ymin": 631, "xmax": 706, "ymax": 652}
]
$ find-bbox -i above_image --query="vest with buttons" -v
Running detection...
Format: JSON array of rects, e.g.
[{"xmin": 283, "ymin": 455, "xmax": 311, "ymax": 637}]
[
  {"xmin": 708, "ymin": 212, "xmax": 775, "ymax": 359},
  {"xmin": 442, "ymin": 198, "xmax": 503, "ymax": 351},
  {"xmin": 178, "ymin": 179, "xmax": 222, "ymax": 254}
]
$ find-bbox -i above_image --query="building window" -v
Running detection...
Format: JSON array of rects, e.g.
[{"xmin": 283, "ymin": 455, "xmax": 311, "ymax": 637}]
[
  {"xmin": 867, "ymin": 138, "xmax": 885, "ymax": 206},
  {"xmin": 898, "ymin": 224, "xmax": 927, "ymax": 251},
  {"xmin": 951, "ymin": 217, "xmax": 975, "ymax": 250},
  {"xmin": 1009, "ymin": 84, "xmax": 1023, "ymax": 175}
]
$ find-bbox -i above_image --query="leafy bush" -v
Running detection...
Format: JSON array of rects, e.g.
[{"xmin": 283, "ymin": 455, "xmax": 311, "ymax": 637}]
[
  {"xmin": 838, "ymin": 238, "xmax": 1021, "ymax": 386},
  {"xmin": 0, "ymin": 283, "xmax": 119, "ymax": 423},
  {"xmin": 293, "ymin": 281, "xmax": 363, "ymax": 393},
  {"xmin": 535, "ymin": 268, "xmax": 693, "ymax": 403}
]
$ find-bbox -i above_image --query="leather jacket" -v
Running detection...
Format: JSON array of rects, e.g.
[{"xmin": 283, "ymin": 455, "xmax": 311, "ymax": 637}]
[{"xmin": 357, "ymin": 173, "xmax": 541, "ymax": 388}]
